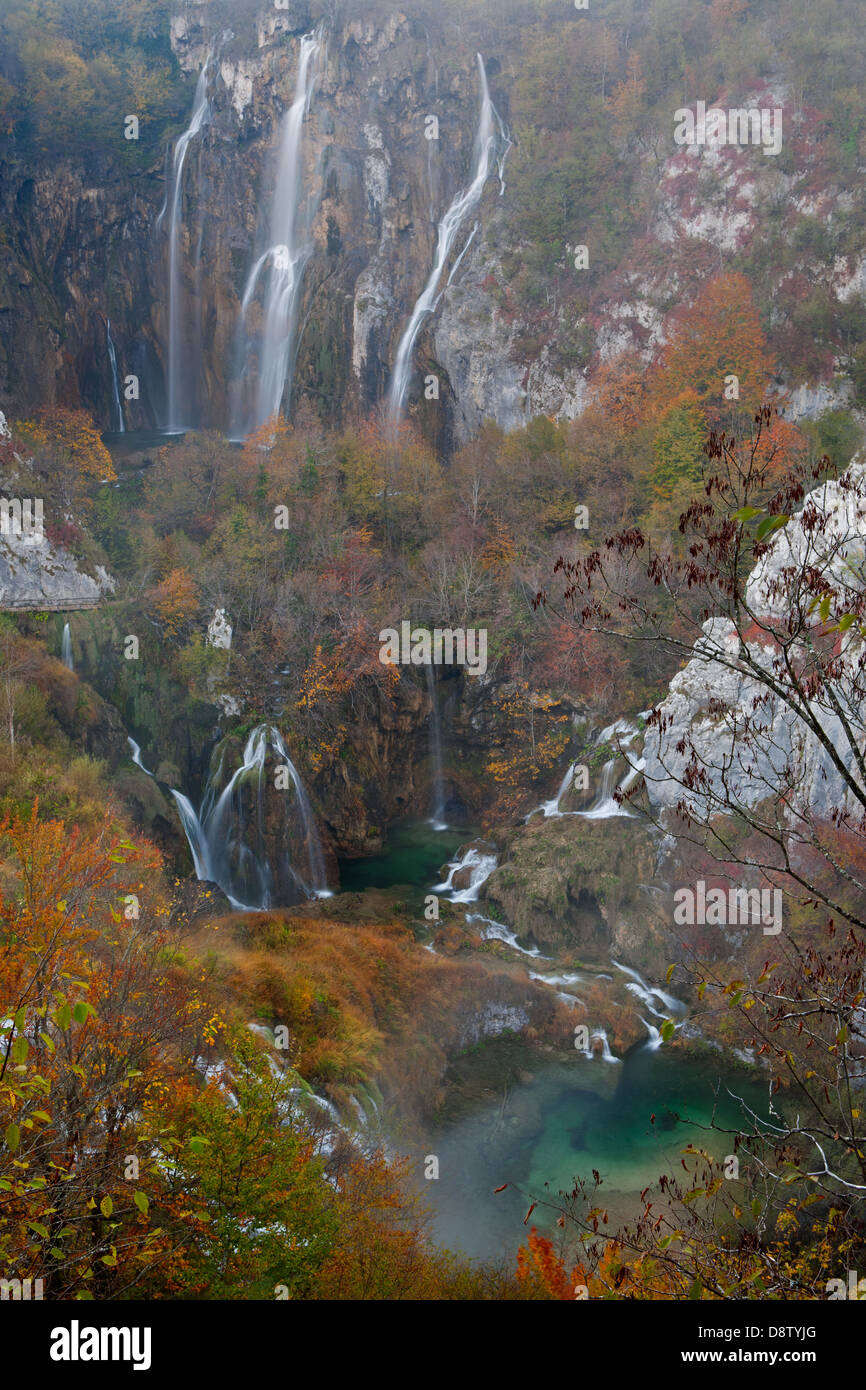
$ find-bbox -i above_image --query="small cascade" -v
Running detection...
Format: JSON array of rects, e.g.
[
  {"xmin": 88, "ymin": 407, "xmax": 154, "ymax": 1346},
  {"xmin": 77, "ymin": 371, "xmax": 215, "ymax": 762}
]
[
  {"xmin": 639, "ymin": 1017, "xmax": 663, "ymax": 1051},
  {"xmin": 529, "ymin": 970, "xmax": 583, "ymax": 1006},
  {"xmin": 529, "ymin": 970, "xmax": 584, "ymax": 988},
  {"xmin": 158, "ymin": 36, "xmax": 225, "ymax": 433},
  {"xmin": 127, "ymin": 736, "xmax": 154, "ymax": 777},
  {"xmin": 425, "ymin": 664, "xmax": 447, "ymax": 830},
  {"xmin": 537, "ymin": 761, "xmax": 575, "ymax": 818},
  {"xmin": 577, "ymin": 719, "xmax": 641, "ymax": 818},
  {"xmin": 529, "ymin": 719, "xmax": 646, "ymax": 821},
  {"xmin": 387, "ymin": 53, "xmax": 508, "ymax": 426},
  {"xmin": 170, "ymin": 789, "xmax": 212, "ymax": 883},
  {"xmin": 61, "ymin": 622, "xmax": 73, "ymax": 671},
  {"xmin": 106, "ymin": 320, "xmax": 125, "ymax": 433},
  {"xmin": 434, "ymin": 846, "xmax": 497, "ymax": 902},
  {"xmin": 612, "ymin": 959, "xmax": 687, "ymax": 1018},
  {"xmin": 466, "ymin": 913, "xmax": 545, "ymax": 959},
  {"xmin": 232, "ymin": 31, "xmax": 323, "ymax": 437},
  {"xmin": 597, "ymin": 718, "xmax": 639, "ymax": 746},
  {"xmin": 578, "ymin": 757, "xmax": 624, "ymax": 819},
  {"xmin": 574, "ymin": 1027, "xmax": 621, "ymax": 1064}
]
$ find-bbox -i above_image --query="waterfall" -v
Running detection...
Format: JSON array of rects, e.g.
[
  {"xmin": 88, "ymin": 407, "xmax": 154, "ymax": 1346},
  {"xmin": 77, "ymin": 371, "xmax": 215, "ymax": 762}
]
[
  {"xmin": 106, "ymin": 320, "xmax": 125, "ymax": 433},
  {"xmin": 171, "ymin": 790, "xmax": 213, "ymax": 882},
  {"xmin": 529, "ymin": 719, "xmax": 646, "ymax": 821},
  {"xmin": 386, "ymin": 53, "xmax": 508, "ymax": 427},
  {"xmin": 573, "ymin": 1027, "xmax": 621, "ymax": 1064},
  {"xmin": 270, "ymin": 726, "xmax": 330, "ymax": 897},
  {"xmin": 158, "ymin": 40, "xmax": 220, "ymax": 434},
  {"xmin": 612, "ymin": 958, "xmax": 687, "ymax": 1018},
  {"xmin": 537, "ymin": 761, "xmax": 575, "ymax": 818},
  {"xmin": 129, "ymin": 726, "xmax": 327, "ymax": 909},
  {"xmin": 425, "ymin": 664, "xmax": 447, "ymax": 829},
  {"xmin": 128, "ymin": 736, "xmax": 154, "ymax": 777},
  {"xmin": 179, "ymin": 724, "xmax": 328, "ymax": 909},
  {"xmin": 639, "ymin": 1017, "xmax": 663, "ymax": 1051},
  {"xmin": 434, "ymin": 846, "xmax": 497, "ymax": 902},
  {"xmin": 466, "ymin": 913, "xmax": 546, "ymax": 958},
  {"xmin": 577, "ymin": 719, "xmax": 642, "ymax": 818},
  {"xmin": 61, "ymin": 622, "xmax": 73, "ymax": 671},
  {"xmin": 578, "ymin": 757, "xmax": 622, "ymax": 818},
  {"xmin": 231, "ymin": 32, "xmax": 323, "ymax": 438}
]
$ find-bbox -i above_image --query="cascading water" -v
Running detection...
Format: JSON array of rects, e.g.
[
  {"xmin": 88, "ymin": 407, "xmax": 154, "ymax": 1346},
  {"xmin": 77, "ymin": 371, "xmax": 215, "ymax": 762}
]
[
  {"xmin": 130, "ymin": 725, "xmax": 328, "ymax": 910},
  {"xmin": 612, "ymin": 959, "xmax": 687, "ymax": 1019},
  {"xmin": 531, "ymin": 719, "xmax": 646, "ymax": 820},
  {"xmin": 270, "ymin": 726, "xmax": 330, "ymax": 897},
  {"xmin": 158, "ymin": 38, "xmax": 222, "ymax": 434},
  {"xmin": 106, "ymin": 320, "xmax": 125, "ymax": 433},
  {"xmin": 386, "ymin": 53, "xmax": 508, "ymax": 427},
  {"xmin": 573, "ymin": 1027, "xmax": 621, "ymax": 1064},
  {"xmin": 467, "ymin": 915, "xmax": 545, "ymax": 958},
  {"xmin": 128, "ymin": 736, "xmax": 154, "ymax": 777},
  {"xmin": 61, "ymin": 622, "xmax": 73, "ymax": 671},
  {"xmin": 639, "ymin": 1018, "xmax": 663, "ymax": 1051},
  {"xmin": 578, "ymin": 757, "xmax": 627, "ymax": 819},
  {"xmin": 425, "ymin": 664, "xmax": 447, "ymax": 830},
  {"xmin": 192, "ymin": 724, "xmax": 329, "ymax": 909},
  {"xmin": 536, "ymin": 761, "xmax": 575, "ymax": 819},
  {"xmin": 231, "ymin": 32, "xmax": 323, "ymax": 438},
  {"xmin": 434, "ymin": 846, "xmax": 497, "ymax": 902},
  {"xmin": 171, "ymin": 789, "xmax": 212, "ymax": 883}
]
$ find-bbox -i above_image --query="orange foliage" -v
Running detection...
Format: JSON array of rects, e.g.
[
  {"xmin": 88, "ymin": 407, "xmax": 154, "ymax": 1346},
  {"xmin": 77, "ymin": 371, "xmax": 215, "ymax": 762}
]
[
  {"xmin": 186, "ymin": 911, "xmax": 558, "ymax": 1121},
  {"xmin": 150, "ymin": 566, "xmax": 200, "ymax": 639},
  {"xmin": 481, "ymin": 518, "xmax": 518, "ymax": 573},
  {"xmin": 588, "ymin": 353, "xmax": 654, "ymax": 433},
  {"xmin": 655, "ymin": 271, "xmax": 774, "ymax": 418},
  {"xmin": 590, "ymin": 273, "xmax": 775, "ymax": 440},
  {"xmin": 0, "ymin": 805, "xmax": 220, "ymax": 1298},
  {"xmin": 517, "ymin": 1228, "xmax": 661, "ymax": 1300},
  {"xmin": 20, "ymin": 406, "xmax": 116, "ymax": 488}
]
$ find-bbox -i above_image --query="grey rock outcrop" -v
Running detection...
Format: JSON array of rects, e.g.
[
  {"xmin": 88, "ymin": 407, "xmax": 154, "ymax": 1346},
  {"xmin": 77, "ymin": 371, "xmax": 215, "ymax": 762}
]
[{"xmin": 643, "ymin": 460, "xmax": 866, "ymax": 820}]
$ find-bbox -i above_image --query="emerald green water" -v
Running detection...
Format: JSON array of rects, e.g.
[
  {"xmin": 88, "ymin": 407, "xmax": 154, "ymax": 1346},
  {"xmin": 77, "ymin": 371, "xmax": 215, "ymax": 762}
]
[
  {"xmin": 422, "ymin": 1047, "xmax": 771, "ymax": 1261},
  {"xmin": 338, "ymin": 819, "xmax": 474, "ymax": 903},
  {"xmin": 338, "ymin": 817, "xmax": 771, "ymax": 1263}
]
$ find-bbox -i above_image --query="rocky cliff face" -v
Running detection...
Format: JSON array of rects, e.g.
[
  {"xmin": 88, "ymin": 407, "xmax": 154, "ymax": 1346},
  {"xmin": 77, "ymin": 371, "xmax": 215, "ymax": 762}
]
[
  {"xmin": 2, "ymin": 3, "xmax": 863, "ymax": 445},
  {"xmin": 643, "ymin": 459, "xmax": 866, "ymax": 821},
  {"xmin": 0, "ymin": 413, "xmax": 114, "ymax": 610},
  {"xmin": 1, "ymin": 5, "xmax": 527, "ymax": 444}
]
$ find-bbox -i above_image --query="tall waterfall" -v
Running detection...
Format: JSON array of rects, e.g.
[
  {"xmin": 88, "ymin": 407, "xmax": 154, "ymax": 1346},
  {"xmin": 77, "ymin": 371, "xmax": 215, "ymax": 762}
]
[
  {"xmin": 61, "ymin": 622, "xmax": 73, "ymax": 671},
  {"xmin": 387, "ymin": 53, "xmax": 508, "ymax": 427},
  {"xmin": 425, "ymin": 664, "xmax": 447, "ymax": 829},
  {"xmin": 231, "ymin": 32, "xmax": 323, "ymax": 438},
  {"xmin": 106, "ymin": 320, "xmax": 125, "ymax": 433},
  {"xmin": 158, "ymin": 40, "xmax": 220, "ymax": 434},
  {"xmin": 171, "ymin": 724, "xmax": 329, "ymax": 910}
]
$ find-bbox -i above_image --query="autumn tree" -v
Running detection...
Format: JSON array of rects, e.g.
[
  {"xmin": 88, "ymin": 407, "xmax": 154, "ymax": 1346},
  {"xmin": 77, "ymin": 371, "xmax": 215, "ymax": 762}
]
[
  {"xmin": 149, "ymin": 566, "xmax": 200, "ymax": 641},
  {"xmin": 655, "ymin": 272, "xmax": 774, "ymax": 421},
  {"xmin": 17, "ymin": 407, "xmax": 116, "ymax": 516},
  {"xmin": 535, "ymin": 404, "xmax": 866, "ymax": 1294},
  {"xmin": 0, "ymin": 805, "xmax": 215, "ymax": 1298}
]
